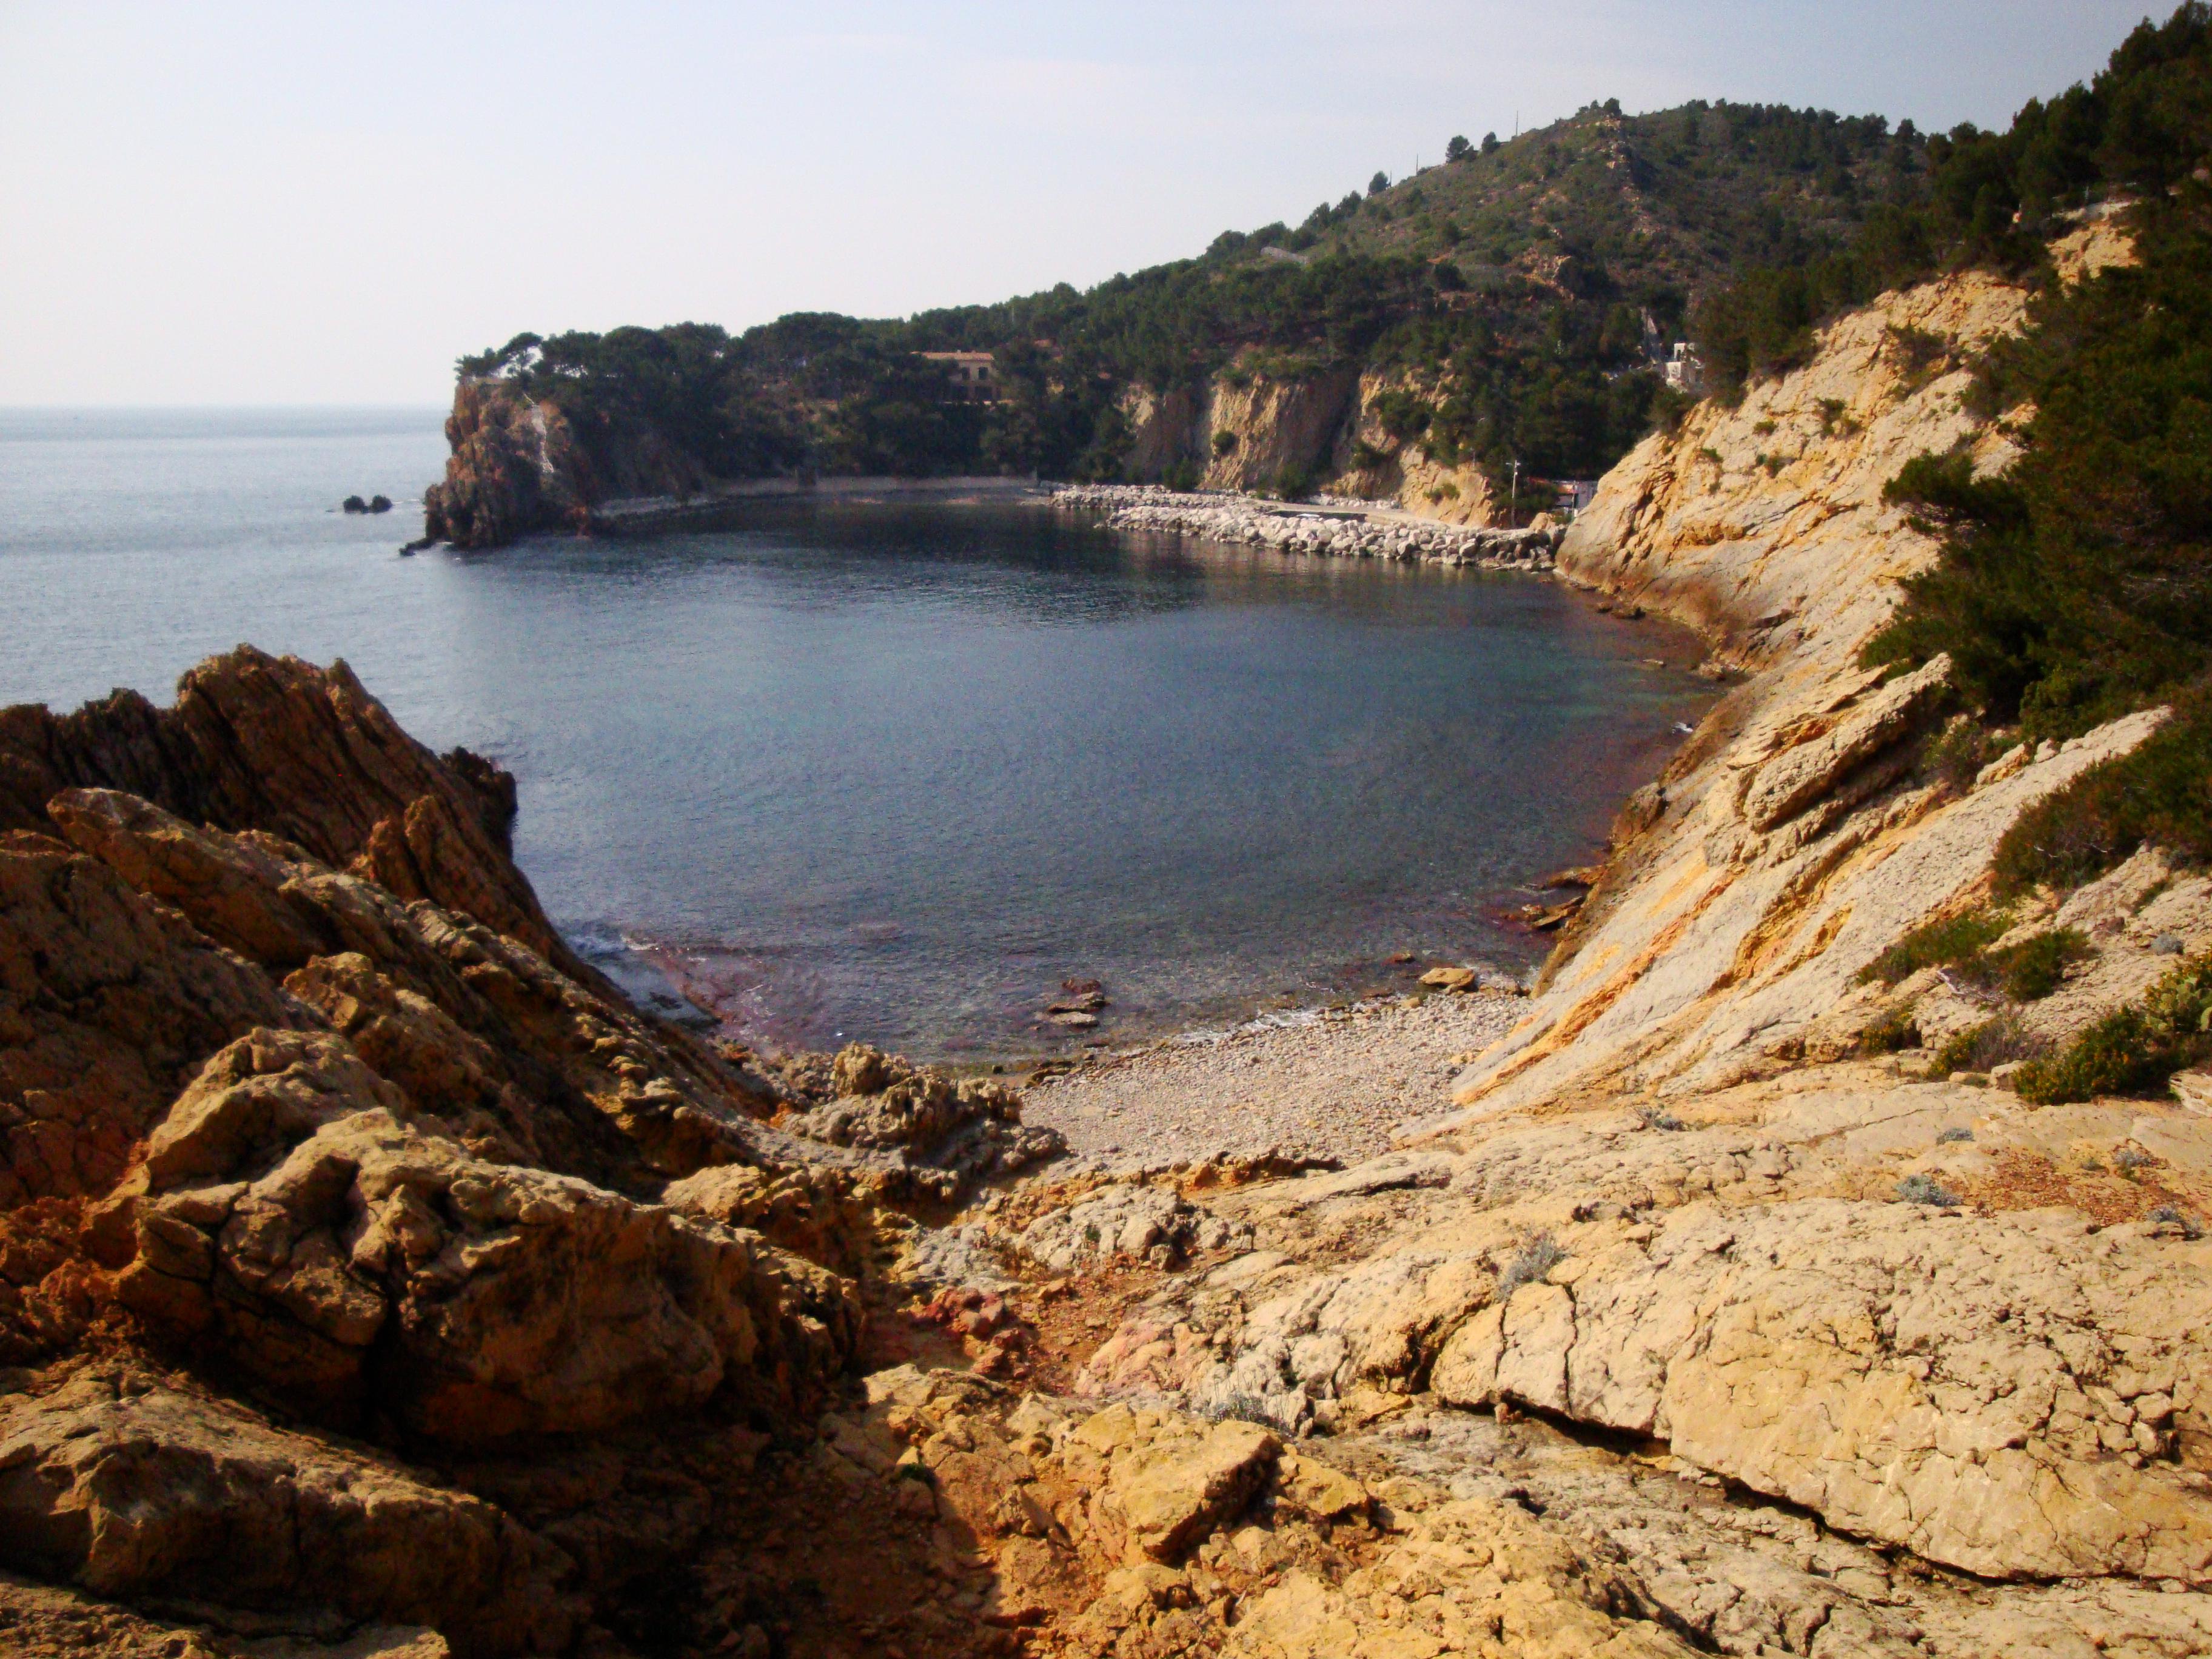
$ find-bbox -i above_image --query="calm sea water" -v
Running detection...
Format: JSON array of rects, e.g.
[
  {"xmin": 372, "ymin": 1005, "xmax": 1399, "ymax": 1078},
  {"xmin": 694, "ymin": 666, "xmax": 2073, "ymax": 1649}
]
[{"xmin": 2, "ymin": 408, "xmax": 1714, "ymax": 1057}]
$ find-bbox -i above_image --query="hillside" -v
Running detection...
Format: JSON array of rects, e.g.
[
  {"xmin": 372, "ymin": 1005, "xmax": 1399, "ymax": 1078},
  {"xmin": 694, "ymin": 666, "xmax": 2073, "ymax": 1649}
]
[{"xmin": 423, "ymin": 100, "xmax": 1931, "ymax": 546}]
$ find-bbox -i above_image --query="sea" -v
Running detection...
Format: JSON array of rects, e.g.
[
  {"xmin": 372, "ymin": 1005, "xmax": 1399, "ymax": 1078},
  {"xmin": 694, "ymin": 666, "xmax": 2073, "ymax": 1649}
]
[{"xmin": 1, "ymin": 407, "xmax": 1716, "ymax": 1059}]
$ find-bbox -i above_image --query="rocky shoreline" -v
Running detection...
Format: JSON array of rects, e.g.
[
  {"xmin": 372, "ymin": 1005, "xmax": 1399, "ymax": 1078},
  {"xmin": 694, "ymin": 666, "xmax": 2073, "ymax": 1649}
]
[
  {"xmin": 4, "ymin": 236, "xmax": 2211, "ymax": 1659},
  {"xmin": 1049, "ymin": 483, "xmax": 1561, "ymax": 570}
]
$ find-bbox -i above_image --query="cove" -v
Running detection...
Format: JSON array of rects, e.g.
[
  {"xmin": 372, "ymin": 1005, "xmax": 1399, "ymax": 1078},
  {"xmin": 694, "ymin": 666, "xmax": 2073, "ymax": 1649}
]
[{"xmin": 0, "ymin": 411, "xmax": 1714, "ymax": 1059}]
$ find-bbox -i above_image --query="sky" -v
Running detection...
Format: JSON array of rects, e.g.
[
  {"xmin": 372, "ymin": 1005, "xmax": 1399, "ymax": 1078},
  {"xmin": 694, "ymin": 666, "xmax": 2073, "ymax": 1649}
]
[{"xmin": 0, "ymin": 1, "xmax": 2167, "ymax": 406}]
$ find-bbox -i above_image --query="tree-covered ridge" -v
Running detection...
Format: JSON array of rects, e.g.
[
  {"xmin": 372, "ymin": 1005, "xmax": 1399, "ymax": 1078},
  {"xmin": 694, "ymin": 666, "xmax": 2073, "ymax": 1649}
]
[
  {"xmin": 455, "ymin": 98, "xmax": 1942, "ymax": 492},
  {"xmin": 1697, "ymin": 2, "xmax": 2212, "ymax": 392},
  {"xmin": 1850, "ymin": 4, "xmax": 2212, "ymax": 900}
]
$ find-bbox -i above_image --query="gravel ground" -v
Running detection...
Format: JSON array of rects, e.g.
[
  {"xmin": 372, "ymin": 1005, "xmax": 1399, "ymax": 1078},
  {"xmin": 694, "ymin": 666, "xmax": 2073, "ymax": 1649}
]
[{"xmin": 1022, "ymin": 991, "xmax": 1525, "ymax": 1171}]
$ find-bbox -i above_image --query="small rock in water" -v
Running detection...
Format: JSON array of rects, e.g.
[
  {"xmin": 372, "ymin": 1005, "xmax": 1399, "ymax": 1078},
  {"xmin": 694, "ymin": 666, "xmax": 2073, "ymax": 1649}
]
[
  {"xmin": 1047, "ymin": 1010, "xmax": 1099, "ymax": 1030},
  {"xmin": 1419, "ymin": 966, "xmax": 1476, "ymax": 991}
]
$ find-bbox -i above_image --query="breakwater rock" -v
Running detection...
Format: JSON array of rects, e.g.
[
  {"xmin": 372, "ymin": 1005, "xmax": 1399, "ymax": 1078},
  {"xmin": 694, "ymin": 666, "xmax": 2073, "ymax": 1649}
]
[{"xmin": 1050, "ymin": 483, "xmax": 1559, "ymax": 570}]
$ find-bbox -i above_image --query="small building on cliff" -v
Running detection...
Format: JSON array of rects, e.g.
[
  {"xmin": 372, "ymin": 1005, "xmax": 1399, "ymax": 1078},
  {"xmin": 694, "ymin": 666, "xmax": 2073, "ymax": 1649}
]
[{"xmin": 921, "ymin": 351, "xmax": 999, "ymax": 402}]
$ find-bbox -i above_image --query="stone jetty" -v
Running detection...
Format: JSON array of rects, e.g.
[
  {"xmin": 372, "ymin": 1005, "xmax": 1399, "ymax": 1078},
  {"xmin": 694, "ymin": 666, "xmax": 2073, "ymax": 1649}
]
[{"xmin": 1050, "ymin": 482, "xmax": 1560, "ymax": 570}]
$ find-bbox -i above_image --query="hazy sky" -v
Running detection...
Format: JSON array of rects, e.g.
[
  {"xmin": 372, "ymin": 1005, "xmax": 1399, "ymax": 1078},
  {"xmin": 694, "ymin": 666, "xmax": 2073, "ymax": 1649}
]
[{"xmin": 0, "ymin": 1, "xmax": 2162, "ymax": 405}]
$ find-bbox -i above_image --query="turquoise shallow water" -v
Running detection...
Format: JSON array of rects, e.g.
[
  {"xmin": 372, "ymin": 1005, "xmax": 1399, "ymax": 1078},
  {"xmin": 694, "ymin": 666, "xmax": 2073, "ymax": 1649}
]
[{"xmin": 2, "ymin": 408, "xmax": 1716, "ymax": 1057}]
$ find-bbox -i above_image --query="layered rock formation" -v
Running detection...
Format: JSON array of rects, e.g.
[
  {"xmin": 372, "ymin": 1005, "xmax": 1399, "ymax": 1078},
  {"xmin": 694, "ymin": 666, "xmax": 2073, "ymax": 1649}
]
[
  {"xmin": 1027, "ymin": 249, "xmax": 2212, "ymax": 1656},
  {"xmin": 1113, "ymin": 362, "xmax": 1510, "ymax": 526},
  {"xmin": 11, "ymin": 229, "xmax": 2211, "ymax": 1659},
  {"xmin": 0, "ymin": 649, "xmax": 1064, "ymax": 1655}
]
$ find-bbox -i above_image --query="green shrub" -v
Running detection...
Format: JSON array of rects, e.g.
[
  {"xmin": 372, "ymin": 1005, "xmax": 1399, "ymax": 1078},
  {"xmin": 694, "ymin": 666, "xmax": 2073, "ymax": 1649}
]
[
  {"xmin": 1857, "ymin": 909, "xmax": 2012, "ymax": 986},
  {"xmin": 1857, "ymin": 1005, "xmax": 1922, "ymax": 1054},
  {"xmin": 1896, "ymin": 1173, "xmax": 1963, "ymax": 1205},
  {"xmin": 1967, "ymin": 927, "xmax": 2091, "ymax": 1000},
  {"xmin": 1883, "ymin": 324, "xmax": 1953, "ymax": 389},
  {"xmin": 1211, "ymin": 428, "xmax": 1241, "ymax": 457},
  {"xmin": 2016, "ymin": 954, "xmax": 2212, "ymax": 1102},
  {"xmin": 1929, "ymin": 1014, "xmax": 2045, "ymax": 1078},
  {"xmin": 1992, "ymin": 693, "xmax": 2212, "ymax": 897},
  {"xmin": 1647, "ymin": 384, "xmax": 1697, "ymax": 437},
  {"xmin": 1920, "ymin": 716, "xmax": 1995, "ymax": 794},
  {"xmin": 1370, "ymin": 389, "xmax": 1435, "ymax": 444}
]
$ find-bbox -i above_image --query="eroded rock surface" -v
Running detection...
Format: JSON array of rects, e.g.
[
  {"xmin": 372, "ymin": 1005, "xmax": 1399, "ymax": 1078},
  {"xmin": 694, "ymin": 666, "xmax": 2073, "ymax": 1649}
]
[{"xmin": 8, "ymin": 245, "xmax": 2212, "ymax": 1659}]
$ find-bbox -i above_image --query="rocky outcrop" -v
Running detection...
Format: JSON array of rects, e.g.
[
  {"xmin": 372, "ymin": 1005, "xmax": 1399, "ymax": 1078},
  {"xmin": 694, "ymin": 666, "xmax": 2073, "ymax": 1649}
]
[
  {"xmin": 0, "ymin": 1373, "xmax": 578, "ymax": 1656},
  {"xmin": 802, "ymin": 1367, "xmax": 1696, "ymax": 1657},
  {"xmin": 1115, "ymin": 363, "xmax": 1361, "ymax": 492},
  {"xmin": 1324, "ymin": 370, "xmax": 1503, "ymax": 526},
  {"xmin": 0, "ymin": 647, "xmax": 553, "ymax": 968},
  {"xmin": 1443, "ymin": 266, "xmax": 2153, "ymax": 1117},
  {"xmin": 420, "ymin": 381, "xmax": 594, "ymax": 551},
  {"xmin": 0, "ymin": 650, "xmax": 1071, "ymax": 1652},
  {"xmin": 775, "ymin": 1042, "xmax": 1064, "ymax": 1200},
  {"xmin": 101, "ymin": 1027, "xmax": 859, "ymax": 1438}
]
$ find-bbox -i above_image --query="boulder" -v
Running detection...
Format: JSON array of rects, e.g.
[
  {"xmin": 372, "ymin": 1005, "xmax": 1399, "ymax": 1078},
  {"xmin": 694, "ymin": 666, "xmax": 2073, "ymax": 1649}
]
[
  {"xmin": 112, "ymin": 1028, "xmax": 861, "ymax": 1438},
  {"xmin": 0, "ymin": 651, "xmax": 569, "ymax": 977},
  {"xmin": 1074, "ymin": 1405, "xmax": 1280, "ymax": 1561},
  {"xmin": 0, "ymin": 1373, "xmax": 577, "ymax": 1655},
  {"xmin": 1014, "ymin": 1181, "xmax": 1248, "ymax": 1273},
  {"xmin": 782, "ymin": 1043, "xmax": 1063, "ymax": 1196},
  {"xmin": 0, "ymin": 829, "xmax": 311, "ymax": 1207}
]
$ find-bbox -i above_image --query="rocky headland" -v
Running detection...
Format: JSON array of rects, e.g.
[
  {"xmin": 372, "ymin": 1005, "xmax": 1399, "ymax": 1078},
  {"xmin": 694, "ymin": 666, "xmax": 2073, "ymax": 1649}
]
[{"xmin": 6, "ymin": 216, "xmax": 2211, "ymax": 1659}]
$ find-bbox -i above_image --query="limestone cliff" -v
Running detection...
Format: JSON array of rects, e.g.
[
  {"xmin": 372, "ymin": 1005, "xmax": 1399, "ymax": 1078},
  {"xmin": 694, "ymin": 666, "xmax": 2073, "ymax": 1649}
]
[
  {"xmin": 1017, "ymin": 247, "xmax": 2212, "ymax": 1656},
  {"xmin": 1116, "ymin": 362, "xmax": 1507, "ymax": 524},
  {"xmin": 1324, "ymin": 370, "xmax": 1501, "ymax": 526},
  {"xmin": 1117, "ymin": 361, "xmax": 1361, "ymax": 494},
  {"xmin": 1444, "ymin": 260, "xmax": 2133, "ymax": 1114}
]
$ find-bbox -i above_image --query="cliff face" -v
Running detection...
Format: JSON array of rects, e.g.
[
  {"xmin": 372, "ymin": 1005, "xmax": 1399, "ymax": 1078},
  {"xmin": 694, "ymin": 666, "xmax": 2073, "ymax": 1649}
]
[
  {"xmin": 1446, "ymin": 264, "xmax": 2108, "ymax": 1114},
  {"xmin": 1117, "ymin": 363, "xmax": 1361, "ymax": 493},
  {"xmin": 421, "ymin": 380, "xmax": 596, "ymax": 550},
  {"xmin": 1324, "ymin": 370, "xmax": 1501, "ymax": 525},
  {"xmin": 1115, "ymin": 363, "xmax": 1506, "ymax": 523},
  {"xmin": 1031, "ymin": 251, "xmax": 2212, "ymax": 1656}
]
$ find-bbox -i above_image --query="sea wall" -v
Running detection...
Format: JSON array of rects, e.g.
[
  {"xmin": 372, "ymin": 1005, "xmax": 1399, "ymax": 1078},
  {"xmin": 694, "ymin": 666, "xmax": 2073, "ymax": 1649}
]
[{"xmin": 1049, "ymin": 482, "xmax": 1556, "ymax": 569}]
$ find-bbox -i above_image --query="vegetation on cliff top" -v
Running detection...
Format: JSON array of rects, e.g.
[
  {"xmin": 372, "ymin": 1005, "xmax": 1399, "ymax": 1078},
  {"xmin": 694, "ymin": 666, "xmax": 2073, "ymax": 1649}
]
[
  {"xmin": 455, "ymin": 95, "xmax": 1942, "ymax": 497},
  {"xmin": 1852, "ymin": 5, "xmax": 2212, "ymax": 905}
]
